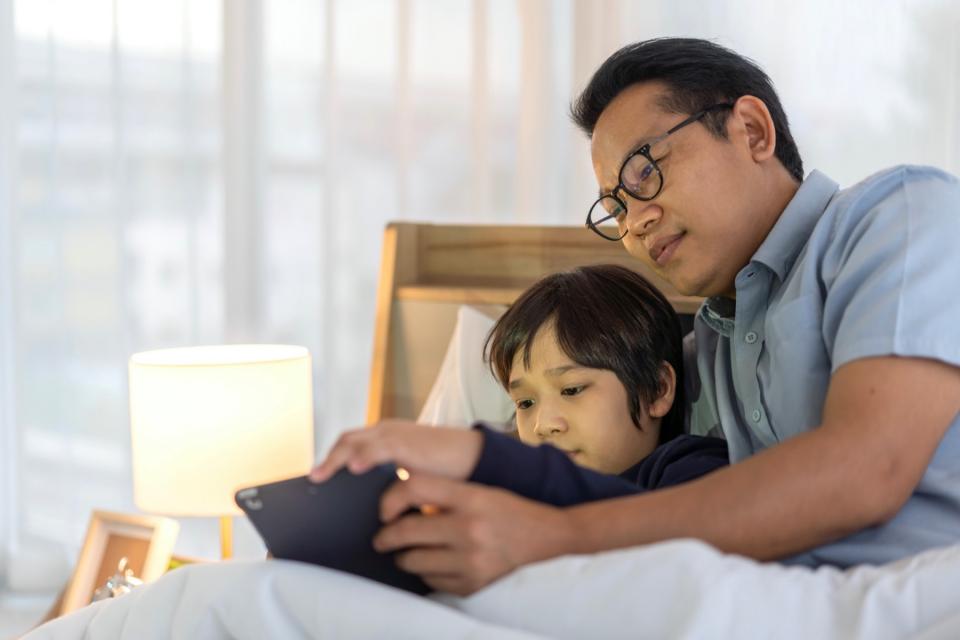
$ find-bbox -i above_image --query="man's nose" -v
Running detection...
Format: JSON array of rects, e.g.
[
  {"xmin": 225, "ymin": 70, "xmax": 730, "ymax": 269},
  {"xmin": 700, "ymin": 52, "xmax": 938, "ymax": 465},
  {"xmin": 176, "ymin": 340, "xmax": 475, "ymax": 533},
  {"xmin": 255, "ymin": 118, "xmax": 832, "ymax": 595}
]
[{"xmin": 622, "ymin": 195, "xmax": 662, "ymax": 235}]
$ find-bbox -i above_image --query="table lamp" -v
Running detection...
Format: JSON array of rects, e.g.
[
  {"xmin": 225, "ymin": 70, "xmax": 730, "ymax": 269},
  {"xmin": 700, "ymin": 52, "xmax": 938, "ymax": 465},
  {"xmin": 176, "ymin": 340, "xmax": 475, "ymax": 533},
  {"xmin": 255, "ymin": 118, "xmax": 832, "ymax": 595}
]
[{"xmin": 129, "ymin": 344, "xmax": 314, "ymax": 559}]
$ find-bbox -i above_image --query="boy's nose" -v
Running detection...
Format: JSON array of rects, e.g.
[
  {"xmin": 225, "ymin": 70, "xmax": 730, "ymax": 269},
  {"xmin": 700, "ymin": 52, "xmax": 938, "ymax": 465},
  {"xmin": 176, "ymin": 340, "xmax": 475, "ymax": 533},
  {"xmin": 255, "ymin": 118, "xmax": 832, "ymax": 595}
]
[{"xmin": 533, "ymin": 408, "xmax": 569, "ymax": 438}]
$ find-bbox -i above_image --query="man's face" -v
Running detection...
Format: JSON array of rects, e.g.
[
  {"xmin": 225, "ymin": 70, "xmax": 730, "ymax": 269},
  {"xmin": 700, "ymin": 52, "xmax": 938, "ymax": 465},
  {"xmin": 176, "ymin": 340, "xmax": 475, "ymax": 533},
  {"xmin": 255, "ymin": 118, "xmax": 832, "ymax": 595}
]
[{"xmin": 590, "ymin": 82, "xmax": 771, "ymax": 298}]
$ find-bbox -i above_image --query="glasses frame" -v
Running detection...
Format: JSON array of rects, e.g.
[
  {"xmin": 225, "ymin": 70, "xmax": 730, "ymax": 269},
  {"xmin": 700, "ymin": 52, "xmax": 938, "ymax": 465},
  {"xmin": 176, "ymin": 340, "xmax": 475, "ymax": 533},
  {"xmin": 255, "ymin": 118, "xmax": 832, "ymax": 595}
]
[{"xmin": 585, "ymin": 103, "xmax": 735, "ymax": 241}]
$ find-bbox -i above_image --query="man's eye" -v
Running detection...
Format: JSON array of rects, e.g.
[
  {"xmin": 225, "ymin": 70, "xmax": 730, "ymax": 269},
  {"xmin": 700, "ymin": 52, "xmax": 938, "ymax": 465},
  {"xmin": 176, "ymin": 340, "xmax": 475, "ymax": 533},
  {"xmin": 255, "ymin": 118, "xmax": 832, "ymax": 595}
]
[
  {"xmin": 561, "ymin": 385, "xmax": 585, "ymax": 397},
  {"xmin": 515, "ymin": 399, "xmax": 534, "ymax": 410}
]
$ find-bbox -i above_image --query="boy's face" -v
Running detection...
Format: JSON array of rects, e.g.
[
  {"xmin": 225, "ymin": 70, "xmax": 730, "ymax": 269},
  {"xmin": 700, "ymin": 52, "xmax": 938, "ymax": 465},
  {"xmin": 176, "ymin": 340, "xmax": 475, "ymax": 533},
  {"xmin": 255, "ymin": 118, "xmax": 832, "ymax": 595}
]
[
  {"xmin": 508, "ymin": 323, "xmax": 661, "ymax": 475},
  {"xmin": 590, "ymin": 81, "xmax": 775, "ymax": 298}
]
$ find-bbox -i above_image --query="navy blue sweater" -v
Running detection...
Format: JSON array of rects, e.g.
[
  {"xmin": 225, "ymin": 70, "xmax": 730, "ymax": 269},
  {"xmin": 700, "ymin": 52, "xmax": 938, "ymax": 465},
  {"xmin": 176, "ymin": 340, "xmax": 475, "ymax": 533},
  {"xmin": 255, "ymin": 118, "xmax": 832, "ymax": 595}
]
[{"xmin": 467, "ymin": 425, "xmax": 729, "ymax": 507}]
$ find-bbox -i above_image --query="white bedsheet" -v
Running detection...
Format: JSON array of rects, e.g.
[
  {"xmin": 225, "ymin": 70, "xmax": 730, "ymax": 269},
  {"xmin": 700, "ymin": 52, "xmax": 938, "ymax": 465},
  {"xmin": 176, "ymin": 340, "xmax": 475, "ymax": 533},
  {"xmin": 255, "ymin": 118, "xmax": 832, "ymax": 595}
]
[{"xmin": 24, "ymin": 539, "xmax": 960, "ymax": 640}]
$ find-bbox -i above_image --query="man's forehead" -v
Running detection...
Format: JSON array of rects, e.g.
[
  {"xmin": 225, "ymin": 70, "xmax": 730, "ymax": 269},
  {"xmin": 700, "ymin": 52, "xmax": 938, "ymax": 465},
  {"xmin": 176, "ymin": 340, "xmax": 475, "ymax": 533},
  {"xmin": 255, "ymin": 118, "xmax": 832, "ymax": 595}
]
[{"xmin": 591, "ymin": 83, "xmax": 673, "ymax": 166}]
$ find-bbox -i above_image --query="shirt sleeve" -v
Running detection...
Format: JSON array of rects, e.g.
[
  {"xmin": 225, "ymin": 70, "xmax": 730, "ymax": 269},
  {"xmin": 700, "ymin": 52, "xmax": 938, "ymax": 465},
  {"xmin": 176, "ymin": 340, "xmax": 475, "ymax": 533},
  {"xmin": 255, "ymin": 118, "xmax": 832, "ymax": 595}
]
[
  {"xmin": 822, "ymin": 167, "xmax": 960, "ymax": 371},
  {"xmin": 467, "ymin": 424, "xmax": 641, "ymax": 506},
  {"xmin": 467, "ymin": 426, "xmax": 730, "ymax": 505}
]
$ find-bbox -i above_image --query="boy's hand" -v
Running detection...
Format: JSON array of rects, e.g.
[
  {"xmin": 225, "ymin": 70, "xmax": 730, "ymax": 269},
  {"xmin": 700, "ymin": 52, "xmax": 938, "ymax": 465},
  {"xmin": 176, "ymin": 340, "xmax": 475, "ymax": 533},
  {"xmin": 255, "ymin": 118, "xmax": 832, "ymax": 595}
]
[{"xmin": 309, "ymin": 420, "xmax": 484, "ymax": 483}]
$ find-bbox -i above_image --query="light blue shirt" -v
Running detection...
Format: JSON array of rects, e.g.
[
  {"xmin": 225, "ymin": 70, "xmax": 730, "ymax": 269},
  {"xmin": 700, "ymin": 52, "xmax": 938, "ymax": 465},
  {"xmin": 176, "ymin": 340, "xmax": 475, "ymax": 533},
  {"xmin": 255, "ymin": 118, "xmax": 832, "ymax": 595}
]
[{"xmin": 687, "ymin": 165, "xmax": 960, "ymax": 567}]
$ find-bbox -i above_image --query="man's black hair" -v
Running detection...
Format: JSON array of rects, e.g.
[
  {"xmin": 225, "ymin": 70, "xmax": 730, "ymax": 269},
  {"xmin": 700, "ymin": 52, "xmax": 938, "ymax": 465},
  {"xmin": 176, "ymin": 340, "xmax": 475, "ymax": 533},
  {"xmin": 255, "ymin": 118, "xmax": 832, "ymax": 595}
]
[
  {"xmin": 484, "ymin": 264, "xmax": 685, "ymax": 445},
  {"xmin": 571, "ymin": 37, "xmax": 803, "ymax": 182}
]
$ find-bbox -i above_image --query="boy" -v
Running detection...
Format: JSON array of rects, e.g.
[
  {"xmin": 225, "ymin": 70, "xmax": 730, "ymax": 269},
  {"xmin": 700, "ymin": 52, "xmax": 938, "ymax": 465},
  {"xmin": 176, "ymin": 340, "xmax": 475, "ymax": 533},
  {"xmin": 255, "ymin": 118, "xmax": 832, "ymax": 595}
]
[{"xmin": 470, "ymin": 263, "xmax": 728, "ymax": 505}]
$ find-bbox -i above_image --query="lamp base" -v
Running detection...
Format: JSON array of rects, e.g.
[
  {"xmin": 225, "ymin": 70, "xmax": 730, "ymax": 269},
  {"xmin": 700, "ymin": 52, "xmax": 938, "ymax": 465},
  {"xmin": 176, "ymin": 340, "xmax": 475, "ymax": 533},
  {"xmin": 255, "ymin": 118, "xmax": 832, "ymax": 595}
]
[{"xmin": 219, "ymin": 516, "xmax": 233, "ymax": 559}]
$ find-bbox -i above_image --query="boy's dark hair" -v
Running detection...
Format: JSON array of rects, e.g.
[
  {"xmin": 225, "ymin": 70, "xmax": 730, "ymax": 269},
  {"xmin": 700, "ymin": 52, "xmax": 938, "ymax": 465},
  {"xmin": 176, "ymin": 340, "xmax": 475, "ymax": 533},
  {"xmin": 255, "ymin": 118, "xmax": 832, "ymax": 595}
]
[
  {"xmin": 571, "ymin": 37, "xmax": 803, "ymax": 182},
  {"xmin": 484, "ymin": 264, "xmax": 685, "ymax": 445}
]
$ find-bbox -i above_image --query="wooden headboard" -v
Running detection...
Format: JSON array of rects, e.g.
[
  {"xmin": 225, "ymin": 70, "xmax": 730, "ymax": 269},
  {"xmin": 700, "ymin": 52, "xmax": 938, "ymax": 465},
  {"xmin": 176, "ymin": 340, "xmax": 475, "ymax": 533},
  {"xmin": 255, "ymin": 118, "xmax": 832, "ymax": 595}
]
[{"xmin": 365, "ymin": 222, "xmax": 703, "ymax": 424}]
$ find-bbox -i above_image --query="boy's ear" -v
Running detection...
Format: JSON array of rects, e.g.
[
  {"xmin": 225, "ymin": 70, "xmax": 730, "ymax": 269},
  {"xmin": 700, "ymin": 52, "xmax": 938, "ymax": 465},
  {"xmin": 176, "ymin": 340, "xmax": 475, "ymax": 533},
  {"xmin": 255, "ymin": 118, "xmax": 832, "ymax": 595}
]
[{"xmin": 647, "ymin": 362, "xmax": 676, "ymax": 419}]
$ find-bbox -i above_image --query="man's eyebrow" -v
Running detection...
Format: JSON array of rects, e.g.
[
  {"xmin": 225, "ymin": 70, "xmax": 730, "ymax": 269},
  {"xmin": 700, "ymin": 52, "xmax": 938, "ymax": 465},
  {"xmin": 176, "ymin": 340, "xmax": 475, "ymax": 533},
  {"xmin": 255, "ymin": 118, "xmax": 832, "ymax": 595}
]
[
  {"xmin": 598, "ymin": 135, "xmax": 656, "ymax": 196},
  {"xmin": 624, "ymin": 135, "xmax": 655, "ymax": 158}
]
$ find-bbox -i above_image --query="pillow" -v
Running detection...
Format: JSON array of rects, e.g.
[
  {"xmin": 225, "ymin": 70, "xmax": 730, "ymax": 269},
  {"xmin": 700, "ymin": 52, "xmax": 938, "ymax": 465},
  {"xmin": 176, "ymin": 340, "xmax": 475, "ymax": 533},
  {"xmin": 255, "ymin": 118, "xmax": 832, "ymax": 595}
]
[{"xmin": 416, "ymin": 305, "xmax": 514, "ymax": 431}]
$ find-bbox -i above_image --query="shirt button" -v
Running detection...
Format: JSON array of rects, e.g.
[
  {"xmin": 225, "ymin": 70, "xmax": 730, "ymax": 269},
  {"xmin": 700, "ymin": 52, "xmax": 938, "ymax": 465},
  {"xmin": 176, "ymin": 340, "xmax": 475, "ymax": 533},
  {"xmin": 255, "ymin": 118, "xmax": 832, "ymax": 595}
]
[
  {"xmin": 745, "ymin": 331, "xmax": 758, "ymax": 344},
  {"xmin": 751, "ymin": 409, "xmax": 762, "ymax": 422}
]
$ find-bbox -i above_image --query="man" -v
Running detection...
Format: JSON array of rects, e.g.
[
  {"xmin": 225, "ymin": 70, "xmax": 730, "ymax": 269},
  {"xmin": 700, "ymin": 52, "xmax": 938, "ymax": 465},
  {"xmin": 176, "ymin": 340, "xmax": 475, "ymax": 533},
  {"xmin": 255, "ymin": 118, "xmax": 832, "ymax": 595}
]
[{"xmin": 311, "ymin": 38, "xmax": 960, "ymax": 595}]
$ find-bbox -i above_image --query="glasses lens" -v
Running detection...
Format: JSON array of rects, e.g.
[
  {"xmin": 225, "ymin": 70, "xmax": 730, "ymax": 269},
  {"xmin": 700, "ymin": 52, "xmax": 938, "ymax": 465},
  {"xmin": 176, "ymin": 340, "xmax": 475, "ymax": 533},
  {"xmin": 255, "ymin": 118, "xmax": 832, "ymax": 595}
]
[
  {"xmin": 587, "ymin": 196, "xmax": 627, "ymax": 241},
  {"xmin": 621, "ymin": 153, "xmax": 662, "ymax": 200}
]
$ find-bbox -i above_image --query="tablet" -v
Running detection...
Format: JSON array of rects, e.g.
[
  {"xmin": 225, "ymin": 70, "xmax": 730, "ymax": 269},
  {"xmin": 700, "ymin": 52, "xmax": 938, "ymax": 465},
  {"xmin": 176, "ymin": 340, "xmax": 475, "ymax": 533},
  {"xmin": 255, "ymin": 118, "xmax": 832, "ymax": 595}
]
[{"xmin": 235, "ymin": 465, "xmax": 430, "ymax": 595}]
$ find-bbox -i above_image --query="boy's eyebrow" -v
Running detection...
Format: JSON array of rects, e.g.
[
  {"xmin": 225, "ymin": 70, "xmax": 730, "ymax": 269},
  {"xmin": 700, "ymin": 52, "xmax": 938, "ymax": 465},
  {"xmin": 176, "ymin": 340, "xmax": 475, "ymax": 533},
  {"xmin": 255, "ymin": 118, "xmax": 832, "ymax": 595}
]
[
  {"xmin": 545, "ymin": 365, "xmax": 586, "ymax": 377},
  {"xmin": 508, "ymin": 365, "xmax": 585, "ymax": 390}
]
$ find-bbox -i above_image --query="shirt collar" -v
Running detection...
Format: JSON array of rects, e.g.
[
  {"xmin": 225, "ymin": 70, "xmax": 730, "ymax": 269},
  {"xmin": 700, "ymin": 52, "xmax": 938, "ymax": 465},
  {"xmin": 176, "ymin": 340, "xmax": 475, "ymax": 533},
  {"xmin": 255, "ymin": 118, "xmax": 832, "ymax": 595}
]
[
  {"xmin": 697, "ymin": 170, "xmax": 838, "ymax": 336},
  {"xmin": 699, "ymin": 296, "xmax": 736, "ymax": 337},
  {"xmin": 750, "ymin": 170, "xmax": 839, "ymax": 282}
]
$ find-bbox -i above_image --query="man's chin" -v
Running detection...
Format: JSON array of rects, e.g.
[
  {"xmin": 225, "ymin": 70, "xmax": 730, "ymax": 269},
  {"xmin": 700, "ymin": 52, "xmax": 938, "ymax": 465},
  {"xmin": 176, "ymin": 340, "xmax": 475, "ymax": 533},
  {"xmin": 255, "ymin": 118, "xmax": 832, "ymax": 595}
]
[
  {"xmin": 667, "ymin": 269, "xmax": 733, "ymax": 299},
  {"xmin": 662, "ymin": 271, "xmax": 706, "ymax": 297}
]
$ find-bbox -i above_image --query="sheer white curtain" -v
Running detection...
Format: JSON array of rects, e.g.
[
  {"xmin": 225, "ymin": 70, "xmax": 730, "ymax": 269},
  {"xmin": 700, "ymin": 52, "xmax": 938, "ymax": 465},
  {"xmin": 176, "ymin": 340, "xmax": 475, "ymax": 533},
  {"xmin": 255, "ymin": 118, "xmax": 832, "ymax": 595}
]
[
  {"xmin": 1, "ymin": 0, "xmax": 958, "ymax": 593},
  {"xmin": 2, "ymin": 0, "xmax": 227, "ymax": 588},
  {"xmin": 614, "ymin": 0, "xmax": 960, "ymax": 184}
]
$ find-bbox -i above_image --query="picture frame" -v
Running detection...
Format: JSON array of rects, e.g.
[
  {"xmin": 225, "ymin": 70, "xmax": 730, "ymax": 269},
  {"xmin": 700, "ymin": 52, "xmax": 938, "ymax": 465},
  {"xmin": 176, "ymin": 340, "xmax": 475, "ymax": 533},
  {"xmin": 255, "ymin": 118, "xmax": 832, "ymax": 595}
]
[{"xmin": 59, "ymin": 510, "xmax": 180, "ymax": 615}]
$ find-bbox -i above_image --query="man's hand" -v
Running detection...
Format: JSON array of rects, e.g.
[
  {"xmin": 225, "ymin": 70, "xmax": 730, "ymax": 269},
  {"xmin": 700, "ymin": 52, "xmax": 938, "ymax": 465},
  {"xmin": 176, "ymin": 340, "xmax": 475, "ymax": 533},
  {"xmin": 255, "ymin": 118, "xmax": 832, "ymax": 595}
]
[
  {"xmin": 309, "ymin": 420, "xmax": 484, "ymax": 483},
  {"xmin": 373, "ymin": 473, "xmax": 575, "ymax": 595}
]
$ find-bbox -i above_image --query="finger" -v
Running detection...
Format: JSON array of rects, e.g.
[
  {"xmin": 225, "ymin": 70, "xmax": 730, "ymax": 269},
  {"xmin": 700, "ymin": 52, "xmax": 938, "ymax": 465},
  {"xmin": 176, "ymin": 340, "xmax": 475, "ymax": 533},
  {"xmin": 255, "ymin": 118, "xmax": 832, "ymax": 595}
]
[
  {"xmin": 393, "ymin": 547, "xmax": 462, "ymax": 578},
  {"xmin": 423, "ymin": 575, "xmax": 480, "ymax": 597},
  {"xmin": 380, "ymin": 474, "xmax": 471, "ymax": 522},
  {"xmin": 308, "ymin": 432, "xmax": 357, "ymax": 482},
  {"xmin": 373, "ymin": 512, "xmax": 462, "ymax": 552},
  {"xmin": 308, "ymin": 428, "xmax": 376, "ymax": 482}
]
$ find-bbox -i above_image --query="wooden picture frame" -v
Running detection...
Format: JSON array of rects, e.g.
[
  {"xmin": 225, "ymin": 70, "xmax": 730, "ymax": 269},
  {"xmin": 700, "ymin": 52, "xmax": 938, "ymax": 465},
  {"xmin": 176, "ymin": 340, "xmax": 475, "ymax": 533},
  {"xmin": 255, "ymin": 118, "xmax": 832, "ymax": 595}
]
[{"xmin": 59, "ymin": 510, "xmax": 179, "ymax": 615}]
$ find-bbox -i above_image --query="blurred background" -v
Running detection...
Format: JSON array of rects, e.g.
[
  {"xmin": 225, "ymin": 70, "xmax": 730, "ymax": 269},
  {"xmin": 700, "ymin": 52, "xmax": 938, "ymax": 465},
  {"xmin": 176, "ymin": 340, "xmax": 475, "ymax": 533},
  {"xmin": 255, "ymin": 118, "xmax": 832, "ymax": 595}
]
[{"xmin": 0, "ymin": 0, "xmax": 958, "ymax": 614}]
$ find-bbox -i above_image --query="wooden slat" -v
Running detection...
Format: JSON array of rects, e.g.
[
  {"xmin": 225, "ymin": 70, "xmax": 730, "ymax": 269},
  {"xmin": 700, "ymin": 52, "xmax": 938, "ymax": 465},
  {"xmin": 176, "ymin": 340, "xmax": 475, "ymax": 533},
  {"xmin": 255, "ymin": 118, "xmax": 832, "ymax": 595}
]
[
  {"xmin": 411, "ymin": 223, "xmax": 687, "ymax": 301},
  {"xmin": 366, "ymin": 224, "xmax": 417, "ymax": 423},
  {"xmin": 395, "ymin": 284, "xmax": 702, "ymax": 315},
  {"xmin": 396, "ymin": 284, "xmax": 524, "ymax": 306}
]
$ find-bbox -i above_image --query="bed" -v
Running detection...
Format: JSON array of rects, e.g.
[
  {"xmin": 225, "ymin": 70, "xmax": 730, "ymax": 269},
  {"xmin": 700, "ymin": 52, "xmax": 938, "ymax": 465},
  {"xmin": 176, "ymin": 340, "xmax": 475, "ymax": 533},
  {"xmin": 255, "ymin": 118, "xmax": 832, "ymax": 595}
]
[{"xmin": 23, "ymin": 222, "xmax": 960, "ymax": 639}]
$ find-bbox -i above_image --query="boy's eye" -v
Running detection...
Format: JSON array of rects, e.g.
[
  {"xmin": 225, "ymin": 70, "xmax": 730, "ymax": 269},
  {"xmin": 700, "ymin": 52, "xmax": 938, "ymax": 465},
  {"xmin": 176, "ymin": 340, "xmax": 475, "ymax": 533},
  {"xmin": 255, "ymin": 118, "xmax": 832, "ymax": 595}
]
[
  {"xmin": 561, "ymin": 385, "xmax": 586, "ymax": 397},
  {"xmin": 515, "ymin": 399, "xmax": 534, "ymax": 410}
]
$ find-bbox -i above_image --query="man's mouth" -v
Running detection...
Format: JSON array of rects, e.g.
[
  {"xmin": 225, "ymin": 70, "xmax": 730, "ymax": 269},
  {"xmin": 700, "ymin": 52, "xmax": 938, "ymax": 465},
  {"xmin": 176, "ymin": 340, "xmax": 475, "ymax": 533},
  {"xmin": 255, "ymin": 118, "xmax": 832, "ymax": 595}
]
[{"xmin": 650, "ymin": 233, "xmax": 685, "ymax": 266}]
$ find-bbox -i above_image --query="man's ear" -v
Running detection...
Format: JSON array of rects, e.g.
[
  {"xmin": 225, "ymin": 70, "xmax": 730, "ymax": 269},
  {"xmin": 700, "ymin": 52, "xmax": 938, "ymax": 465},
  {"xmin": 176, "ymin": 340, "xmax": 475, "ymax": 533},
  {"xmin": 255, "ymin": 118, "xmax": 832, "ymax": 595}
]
[
  {"xmin": 647, "ymin": 362, "xmax": 676, "ymax": 419},
  {"xmin": 729, "ymin": 95, "xmax": 777, "ymax": 163}
]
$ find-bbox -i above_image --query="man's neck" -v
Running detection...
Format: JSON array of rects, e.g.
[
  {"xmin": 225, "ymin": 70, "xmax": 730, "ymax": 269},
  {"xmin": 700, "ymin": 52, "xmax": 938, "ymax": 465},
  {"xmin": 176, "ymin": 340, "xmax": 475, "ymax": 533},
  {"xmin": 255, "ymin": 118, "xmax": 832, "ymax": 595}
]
[{"xmin": 720, "ymin": 170, "xmax": 802, "ymax": 300}]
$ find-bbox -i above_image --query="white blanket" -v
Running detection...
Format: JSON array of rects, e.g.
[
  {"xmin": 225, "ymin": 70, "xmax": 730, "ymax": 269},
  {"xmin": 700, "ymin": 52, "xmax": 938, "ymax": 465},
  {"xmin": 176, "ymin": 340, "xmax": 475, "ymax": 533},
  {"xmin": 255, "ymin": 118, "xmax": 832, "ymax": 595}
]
[{"xmin": 24, "ymin": 540, "xmax": 960, "ymax": 640}]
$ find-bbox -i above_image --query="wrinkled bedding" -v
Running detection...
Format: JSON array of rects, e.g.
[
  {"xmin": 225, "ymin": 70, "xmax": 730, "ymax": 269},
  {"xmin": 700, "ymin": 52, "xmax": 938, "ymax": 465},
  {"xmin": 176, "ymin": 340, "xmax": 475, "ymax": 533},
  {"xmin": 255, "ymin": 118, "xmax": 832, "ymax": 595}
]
[{"xmin": 25, "ymin": 539, "xmax": 960, "ymax": 640}]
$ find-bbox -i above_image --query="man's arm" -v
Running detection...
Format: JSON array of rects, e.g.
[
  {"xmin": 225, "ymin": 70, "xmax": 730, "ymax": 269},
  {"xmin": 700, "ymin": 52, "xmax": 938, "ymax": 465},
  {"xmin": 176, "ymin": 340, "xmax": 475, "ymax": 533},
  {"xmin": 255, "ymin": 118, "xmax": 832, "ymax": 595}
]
[
  {"xmin": 372, "ymin": 355, "xmax": 959, "ymax": 594},
  {"xmin": 532, "ymin": 355, "xmax": 960, "ymax": 559}
]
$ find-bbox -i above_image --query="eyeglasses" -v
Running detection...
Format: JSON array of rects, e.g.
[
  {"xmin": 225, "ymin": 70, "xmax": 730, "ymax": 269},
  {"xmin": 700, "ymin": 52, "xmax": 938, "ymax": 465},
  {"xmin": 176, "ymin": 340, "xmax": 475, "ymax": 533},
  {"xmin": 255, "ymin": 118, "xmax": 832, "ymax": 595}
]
[{"xmin": 585, "ymin": 103, "xmax": 735, "ymax": 241}]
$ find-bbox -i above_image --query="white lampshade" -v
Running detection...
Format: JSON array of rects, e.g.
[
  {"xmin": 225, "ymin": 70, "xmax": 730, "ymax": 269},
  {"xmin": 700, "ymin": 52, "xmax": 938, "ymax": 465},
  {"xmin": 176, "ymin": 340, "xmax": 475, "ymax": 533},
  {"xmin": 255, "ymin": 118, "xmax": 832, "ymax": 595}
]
[{"xmin": 129, "ymin": 344, "xmax": 314, "ymax": 516}]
